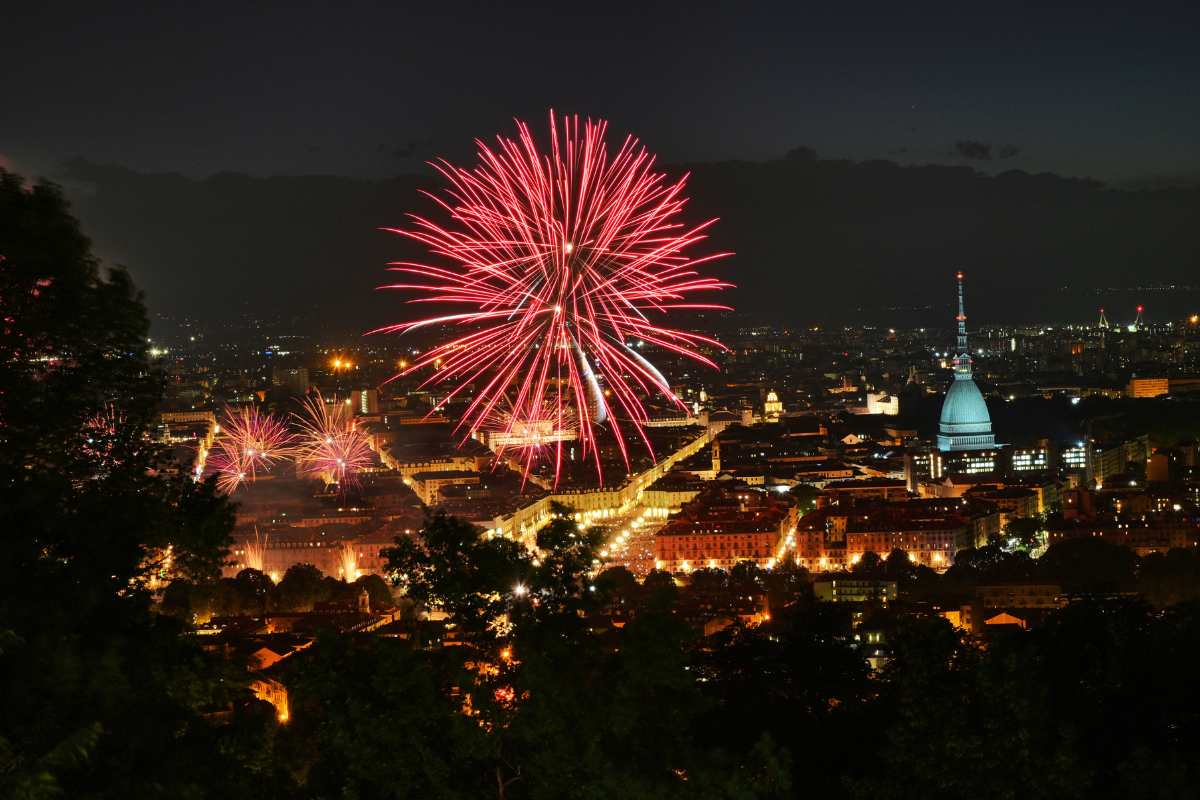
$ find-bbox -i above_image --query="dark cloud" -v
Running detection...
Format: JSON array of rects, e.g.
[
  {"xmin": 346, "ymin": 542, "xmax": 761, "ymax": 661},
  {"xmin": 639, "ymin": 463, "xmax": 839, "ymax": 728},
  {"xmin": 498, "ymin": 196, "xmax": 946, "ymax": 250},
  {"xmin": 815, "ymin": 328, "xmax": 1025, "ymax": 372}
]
[
  {"xmin": 955, "ymin": 140, "xmax": 1022, "ymax": 161},
  {"xmin": 955, "ymin": 140, "xmax": 993, "ymax": 160},
  {"xmin": 392, "ymin": 139, "xmax": 433, "ymax": 160},
  {"xmin": 784, "ymin": 146, "xmax": 819, "ymax": 162}
]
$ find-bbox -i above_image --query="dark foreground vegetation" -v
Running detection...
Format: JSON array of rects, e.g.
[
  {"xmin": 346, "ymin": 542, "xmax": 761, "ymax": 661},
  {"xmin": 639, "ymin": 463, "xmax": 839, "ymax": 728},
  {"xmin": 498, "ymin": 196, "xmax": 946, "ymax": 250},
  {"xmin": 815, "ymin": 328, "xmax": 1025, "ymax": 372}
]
[{"xmin": 7, "ymin": 171, "xmax": 1200, "ymax": 799}]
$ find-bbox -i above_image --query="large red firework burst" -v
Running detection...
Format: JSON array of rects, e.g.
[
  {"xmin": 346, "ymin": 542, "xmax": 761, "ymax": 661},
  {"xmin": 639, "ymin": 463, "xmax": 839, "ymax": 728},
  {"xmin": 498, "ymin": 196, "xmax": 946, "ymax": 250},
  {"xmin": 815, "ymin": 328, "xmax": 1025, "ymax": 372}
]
[{"xmin": 376, "ymin": 112, "xmax": 732, "ymax": 481}]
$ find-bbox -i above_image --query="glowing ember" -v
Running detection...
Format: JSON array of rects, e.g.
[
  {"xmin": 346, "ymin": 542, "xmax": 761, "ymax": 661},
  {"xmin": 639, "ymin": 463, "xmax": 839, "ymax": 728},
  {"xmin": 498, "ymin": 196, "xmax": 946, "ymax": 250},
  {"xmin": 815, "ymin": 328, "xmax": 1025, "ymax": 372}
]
[{"xmin": 376, "ymin": 112, "xmax": 732, "ymax": 483}]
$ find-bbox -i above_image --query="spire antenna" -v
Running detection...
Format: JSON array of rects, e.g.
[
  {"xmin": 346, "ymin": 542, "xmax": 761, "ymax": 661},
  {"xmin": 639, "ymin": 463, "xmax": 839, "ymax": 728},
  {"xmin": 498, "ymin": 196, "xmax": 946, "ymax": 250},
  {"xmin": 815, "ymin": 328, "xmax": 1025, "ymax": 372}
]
[{"xmin": 953, "ymin": 271, "xmax": 972, "ymax": 378}]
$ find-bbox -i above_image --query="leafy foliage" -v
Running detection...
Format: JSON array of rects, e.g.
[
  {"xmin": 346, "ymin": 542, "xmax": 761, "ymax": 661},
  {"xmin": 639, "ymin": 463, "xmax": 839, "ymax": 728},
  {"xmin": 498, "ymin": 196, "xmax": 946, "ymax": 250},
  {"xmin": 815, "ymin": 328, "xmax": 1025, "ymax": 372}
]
[{"xmin": 0, "ymin": 170, "xmax": 248, "ymax": 796}]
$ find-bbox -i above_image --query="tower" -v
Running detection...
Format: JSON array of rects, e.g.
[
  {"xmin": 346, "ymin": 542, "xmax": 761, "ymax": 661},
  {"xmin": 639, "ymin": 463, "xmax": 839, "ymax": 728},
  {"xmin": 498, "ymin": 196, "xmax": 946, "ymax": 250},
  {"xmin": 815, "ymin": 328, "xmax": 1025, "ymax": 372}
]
[
  {"xmin": 1098, "ymin": 307, "xmax": 1109, "ymax": 329},
  {"xmin": 937, "ymin": 272, "xmax": 995, "ymax": 453},
  {"xmin": 1134, "ymin": 304, "xmax": 1145, "ymax": 332},
  {"xmin": 764, "ymin": 389, "xmax": 783, "ymax": 421}
]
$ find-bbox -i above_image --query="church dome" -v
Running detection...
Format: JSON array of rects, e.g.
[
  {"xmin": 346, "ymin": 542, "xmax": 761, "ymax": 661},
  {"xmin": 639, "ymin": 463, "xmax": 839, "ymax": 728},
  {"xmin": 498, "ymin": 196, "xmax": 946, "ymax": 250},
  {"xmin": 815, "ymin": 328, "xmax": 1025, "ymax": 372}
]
[
  {"xmin": 937, "ymin": 376, "xmax": 995, "ymax": 451},
  {"xmin": 939, "ymin": 377, "xmax": 991, "ymax": 431}
]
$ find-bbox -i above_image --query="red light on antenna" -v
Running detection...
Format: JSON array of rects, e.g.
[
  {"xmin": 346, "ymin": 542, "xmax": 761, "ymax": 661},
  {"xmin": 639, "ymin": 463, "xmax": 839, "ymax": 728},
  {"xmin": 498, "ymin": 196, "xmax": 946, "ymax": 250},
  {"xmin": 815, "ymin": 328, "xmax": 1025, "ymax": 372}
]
[
  {"xmin": 1137, "ymin": 305, "xmax": 1144, "ymax": 313},
  {"xmin": 956, "ymin": 271, "xmax": 964, "ymax": 280}
]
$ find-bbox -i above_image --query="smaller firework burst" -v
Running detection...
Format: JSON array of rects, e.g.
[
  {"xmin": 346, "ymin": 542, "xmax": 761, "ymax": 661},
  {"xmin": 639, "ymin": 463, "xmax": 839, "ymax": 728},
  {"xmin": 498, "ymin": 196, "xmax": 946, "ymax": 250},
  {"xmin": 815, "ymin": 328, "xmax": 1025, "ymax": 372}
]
[
  {"xmin": 337, "ymin": 542, "xmax": 359, "ymax": 581},
  {"xmin": 209, "ymin": 405, "xmax": 296, "ymax": 494},
  {"xmin": 208, "ymin": 440, "xmax": 249, "ymax": 493},
  {"xmin": 242, "ymin": 528, "xmax": 270, "ymax": 573},
  {"xmin": 81, "ymin": 402, "xmax": 128, "ymax": 468},
  {"xmin": 293, "ymin": 391, "xmax": 373, "ymax": 489}
]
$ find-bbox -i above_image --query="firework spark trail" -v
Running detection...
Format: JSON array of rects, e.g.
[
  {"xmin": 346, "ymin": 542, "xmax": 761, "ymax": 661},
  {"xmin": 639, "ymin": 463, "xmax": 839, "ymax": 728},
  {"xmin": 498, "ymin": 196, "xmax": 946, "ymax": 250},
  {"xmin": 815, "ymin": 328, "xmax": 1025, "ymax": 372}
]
[
  {"xmin": 374, "ymin": 112, "xmax": 732, "ymax": 482},
  {"xmin": 243, "ymin": 527, "xmax": 269, "ymax": 573},
  {"xmin": 209, "ymin": 444, "xmax": 251, "ymax": 494},
  {"xmin": 337, "ymin": 542, "xmax": 359, "ymax": 581},
  {"xmin": 81, "ymin": 402, "xmax": 127, "ymax": 465},
  {"xmin": 293, "ymin": 391, "xmax": 373, "ymax": 489},
  {"xmin": 209, "ymin": 406, "xmax": 296, "ymax": 494}
]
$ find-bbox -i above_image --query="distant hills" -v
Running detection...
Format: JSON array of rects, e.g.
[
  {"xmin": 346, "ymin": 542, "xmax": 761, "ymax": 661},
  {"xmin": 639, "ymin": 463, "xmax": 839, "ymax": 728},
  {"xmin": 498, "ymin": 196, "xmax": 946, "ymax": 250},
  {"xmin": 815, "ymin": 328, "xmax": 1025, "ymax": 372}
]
[{"xmin": 54, "ymin": 156, "xmax": 1200, "ymax": 335}]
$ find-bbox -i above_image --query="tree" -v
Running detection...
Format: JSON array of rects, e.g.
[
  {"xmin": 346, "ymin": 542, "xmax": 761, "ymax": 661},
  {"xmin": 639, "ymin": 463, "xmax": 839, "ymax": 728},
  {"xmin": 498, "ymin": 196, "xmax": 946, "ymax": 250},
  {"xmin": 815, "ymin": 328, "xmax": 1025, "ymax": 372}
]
[
  {"xmin": 699, "ymin": 603, "xmax": 871, "ymax": 797},
  {"xmin": 1139, "ymin": 549, "xmax": 1200, "ymax": 607},
  {"xmin": 850, "ymin": 602, "xmax": 1200, "ymax": 799},
  {"xmin": 1004, "ymin": 516, "xmax": 1044, "ymax": 551},
  {"xmin": 277, "ymin": 634, "xmax": 485, "ymax": 797},
  {"xmin": 730, "ymin": 560, "xmax": 767, "ymax": 594},
  {"xmin": 353, "ymin": 573, "xmax": 394, "ymax": 610},
  {"xmin": 789, "ymin": 483, "xmax": 819, "ymax": 512},
  {"xmin": 528, "ymin": 514, "xmax": 605, "ymax": 617},
  {"xmin": 882, "ymin": 548, "xmax": 917, "ymax": 584},
  {"xmin": 234, "ymin": 568, "xmax": 274, "ymax": 613},
  {"xmin": 593, "ymin": 565, "xmax": 639, "ymax": 607},
  {"xmin": 641, "ymin": 569, "xmax": 680, "ymax": 611},
  {"xmin": 689, "ymin": 567, "xmax": 728, "ymax": 594},
  {"xmin": 275, "ymin": 564, "xmax": 326, "ymax": 611},
  {"xmin": 0, "ymin": 170, "xmax": 254, "ymax": 797},
  {"xmin": 1038, "ymin": 538, "xmax": 1137, "ymax": 594},
  {"xmin": 762, "ymin": 559, "xmax": 811, "ymax": 609},
  {"xmin": 946, "ymin": 543, "xmax": 1035, "ymax": 587},
  {"xmin": 383, "ymin": 510, "xmax": 531, "ymax": 636},
  {"xmin": 851, "ymin": 551, "xmax": 884, "ymax": 576}
]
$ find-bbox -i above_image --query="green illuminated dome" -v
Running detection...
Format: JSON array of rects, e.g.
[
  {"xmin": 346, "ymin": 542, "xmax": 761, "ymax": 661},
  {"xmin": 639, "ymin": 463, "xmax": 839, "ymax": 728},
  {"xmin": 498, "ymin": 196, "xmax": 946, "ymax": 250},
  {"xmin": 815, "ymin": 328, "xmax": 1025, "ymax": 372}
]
[{"xmin": 937, "ymin": 376, "xmax": 994, "ymax": 451}]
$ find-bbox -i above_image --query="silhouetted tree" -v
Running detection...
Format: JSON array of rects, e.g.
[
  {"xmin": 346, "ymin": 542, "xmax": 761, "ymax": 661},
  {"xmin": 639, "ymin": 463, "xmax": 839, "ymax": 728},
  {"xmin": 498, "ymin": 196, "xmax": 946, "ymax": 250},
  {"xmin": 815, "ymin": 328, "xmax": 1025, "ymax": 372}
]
[
  {"xmin": 1038, "ymin": 537, "xmax": 1137, "ymax": 594},
  {"xmin": 383, "ymin": 510, "xmax": 531, "ymax": 635},
  {"xmin": 689, "ymin": 567, "xmax": 728, "ymax": 594},
  {"xmin": 276, "ymin": 564, "xmax": 326, "ymax": 611},
  {"xmin": 730, "ymin": 560, "xmax": 767, "ymax": 594},
  {"xmin": 852, "ymin": 551, "xmax": 884, "ymax": 575},
  {"xmin": 0, "ymin": 169, "xmax": 254, "ymax": 797}
]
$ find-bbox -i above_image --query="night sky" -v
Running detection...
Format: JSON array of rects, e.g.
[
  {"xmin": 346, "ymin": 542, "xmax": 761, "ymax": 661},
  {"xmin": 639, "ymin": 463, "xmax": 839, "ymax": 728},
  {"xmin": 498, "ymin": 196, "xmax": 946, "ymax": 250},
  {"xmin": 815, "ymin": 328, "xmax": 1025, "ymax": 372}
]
[
  {"xmin": 4, "ymin": 2, "xmax": 1200, "ymax": 330},
  {"xmin": 6, "ymin": 2, "xmax": 1199, "ymax": 181}
]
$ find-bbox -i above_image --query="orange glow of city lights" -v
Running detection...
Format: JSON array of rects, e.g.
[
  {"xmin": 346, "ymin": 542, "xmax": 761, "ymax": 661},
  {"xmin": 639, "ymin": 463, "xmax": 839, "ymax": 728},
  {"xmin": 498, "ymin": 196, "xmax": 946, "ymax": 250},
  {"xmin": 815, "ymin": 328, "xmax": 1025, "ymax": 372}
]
[
  {"xmin": 330, "ymin": 356, "xmax": 354, "ymax": 371},
  {"xmin": 1190, "ymin": 314, "xmax": 1199, "ymax": 325}
]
